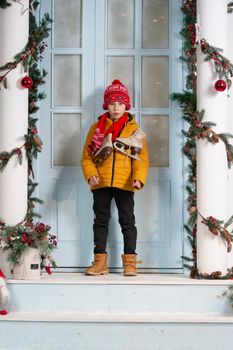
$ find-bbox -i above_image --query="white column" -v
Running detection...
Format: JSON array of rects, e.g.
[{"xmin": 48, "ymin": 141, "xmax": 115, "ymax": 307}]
[
  {"xmin": 226, "ymin": 6, "xmax": 233, "ymax": 269},
  {"xmin": 197, "ymin": 0, "xmax": 228, "ymax": 274},
  {"xmin": 0, "ymin": 1, "xmax": 29, "ymax": 225}
]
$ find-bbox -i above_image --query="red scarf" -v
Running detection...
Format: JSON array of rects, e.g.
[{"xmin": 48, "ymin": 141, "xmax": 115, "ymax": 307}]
[{"xmin": 87, "ymin": 112, "xmax": 128, "ymax": 155}]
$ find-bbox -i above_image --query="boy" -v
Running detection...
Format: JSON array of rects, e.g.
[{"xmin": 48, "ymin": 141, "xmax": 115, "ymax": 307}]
[{"xmin": 82, "ymin": 80, "xmax": 149, "ymax": 276}]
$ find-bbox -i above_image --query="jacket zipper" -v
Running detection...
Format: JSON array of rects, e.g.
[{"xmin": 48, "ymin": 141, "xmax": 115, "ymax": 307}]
[
  {"xmin": 110, "ymin": 149, "xmax": 115, "ymax": 186},
  {"xmin": 110, "ymin": 120, "xmax": 127, "ymax": 187}
]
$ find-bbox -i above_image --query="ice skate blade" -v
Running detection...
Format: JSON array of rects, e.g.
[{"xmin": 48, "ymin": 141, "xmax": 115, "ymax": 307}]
[
  {"xmin": 93, "ymin": 147, "xmax": 113, "ymax": 164},
  {"xmin": 113, "ymin": 144, "xmax": 142, "ymax": 161}
]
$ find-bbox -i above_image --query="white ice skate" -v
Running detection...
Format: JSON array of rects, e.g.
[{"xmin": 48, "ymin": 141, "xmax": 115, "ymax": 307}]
[
  {"xmin": 0, "ymin": 270, "xmax": 10, "ymax": 314},
  {"xmin": 93, "ymin": 133, "xmax": 113, "ymax": 165},
  {"xmin": 113, "ymin": 128, "xmax": 145, "ymax": 161}
]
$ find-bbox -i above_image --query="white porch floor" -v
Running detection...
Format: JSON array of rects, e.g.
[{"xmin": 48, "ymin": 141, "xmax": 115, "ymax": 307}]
[{"xmin": 7, "ymin": 272, "xmax": 233, "ymax": 285}]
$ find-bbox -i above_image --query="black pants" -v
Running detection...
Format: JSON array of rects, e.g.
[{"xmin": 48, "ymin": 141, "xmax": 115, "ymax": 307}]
[{"xmin": 92, "ymin": 187, "xmax": 137, "ymax": 254}]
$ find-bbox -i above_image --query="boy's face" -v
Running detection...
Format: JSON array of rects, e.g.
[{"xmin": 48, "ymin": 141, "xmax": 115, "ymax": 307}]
[{"xmin": 108, "ymin": 102, "xmax": 126, "ymax": 120}]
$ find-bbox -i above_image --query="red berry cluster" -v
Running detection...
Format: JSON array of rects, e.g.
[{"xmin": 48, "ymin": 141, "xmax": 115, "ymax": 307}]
[
  {"xmin": 34, "ymin": 222, "xmax": 47, "ymax": 232},
  {"xmin": 21, "ymin": 232, "xmax": 32, "ymax": 245},
  {"xmin": 182, "ymin": 0, "xmax": 196, "ymax": 18},
  {"xmin": 13, "ymin": 148, "xmax": 22, "ymax": 155},
  {"xmin": 186, "ymin": 24, "xmax": 196, "ymax": 46},
  {"xmin": 192, "ymin": 225, "xmax": 197, "ymax": 237},
  {"xmin": 208, "ymin": 216, "xmax": 217, "ymax": 225},
  {"xmin": 31, "ymin": 128, "xmax": 38, "ymax": 135},
  {"xmin": 20, "ymin": 49, "xmax": 32, "ymax": 62}
]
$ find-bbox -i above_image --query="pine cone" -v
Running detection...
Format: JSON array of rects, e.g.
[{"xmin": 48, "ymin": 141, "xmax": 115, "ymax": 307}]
[
  {"xmin": 221, "ymin": 228, "xmax": 232, "ymax": 244},
  {"xmin": 189, "ymin": 207, "xmax": 197, "ymax": 214},
  {"xmin": 200, "ymin": 39, "xmax": 209, "ymax": 53},
  {"xmin": 34, "ymin": 137, "xmax": 43, "ymax": 149},
  {"xmin": 190, "ymin": 267, "xmax": 198, "ymax": 279},
  {"xmin": 210, "ymin": 271, "xmax": 222, "ymax": 278},
  {"xmin": 210, "ymin": 134, "xmax": 219, "ymax": 143},
  {"xmin": 202, "ymin": 129, "xmax": 211, "ymax": 138},
  {"xmin": 209, "ymin": 227, "xmax": 219, "ymax": 236}
]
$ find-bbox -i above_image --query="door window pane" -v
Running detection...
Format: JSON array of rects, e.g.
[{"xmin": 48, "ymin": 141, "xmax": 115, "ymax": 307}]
[
  {"xmin": 107, "ymin": 0, "xmax": 135, "ymax": 48},
  {"xmin": 53, "ymin": 113, "xmax": 81, "ymax": 166},
  {"xmin": 54, "ymin": 0, "xmax": 82, "ymax": 48},
  {"xmin": 53, "ymin": 55, "xmax": 81, "ymax": 107},
  {"xmin": 142, "ymin": 0, "xmax": 169, "ymax": 49},
  {"xmin": 141, "ymin": 56, "xmax": 169, "ymax": 108},
  {"xmin": 142, "ymin": 115, "xmax": 169, "ymax": 167},
  {"xmin": 107, "ymin": 56, "xmax": 134, "ymax": 106}
]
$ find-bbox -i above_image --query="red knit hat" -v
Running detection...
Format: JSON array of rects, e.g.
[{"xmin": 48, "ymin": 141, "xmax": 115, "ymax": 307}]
[{"xmin": 103, "ymin": 79, "xmax": 131, "ymax": 110}]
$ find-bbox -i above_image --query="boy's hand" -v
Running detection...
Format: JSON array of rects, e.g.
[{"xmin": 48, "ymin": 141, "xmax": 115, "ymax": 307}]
[
  {"xmin": 89, "ymin": 176, "xmax": 100, "ymax": 186},
  {"xmin": 132, "ymin": 180, "xmax": 142, "ymax": 189}
]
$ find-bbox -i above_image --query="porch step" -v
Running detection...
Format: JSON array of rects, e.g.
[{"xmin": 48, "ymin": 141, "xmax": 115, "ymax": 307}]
[
  {"xmin": 2, "ymin": 311, "xmax": 233, "ymax": 323},
  {"xmin": 1, "ymin": 311, "xmax": 233, "ymax": 350},
  {"xmin": 6, "ymin": 273, "xmax": 233, "ymax": 314},
  {"xmin": 2, "ymin": 274, "xmax": 233, "ymax": 350}
]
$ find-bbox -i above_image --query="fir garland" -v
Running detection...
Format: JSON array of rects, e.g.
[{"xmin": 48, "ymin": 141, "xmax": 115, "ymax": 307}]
[
  {"xmin": 172, "ymin": 0, "xmax": 233, "ymax": 279},
  {"xmin": 0, "ymin": 0, "xmax": 56, "ymax": 269},
  {"xmin": 0, "ymin": 0, "xmax": 11, "ymax": 9},
  {"xmin": 200, "ymin": 38, "xmax": 233, "ymax": 89}
]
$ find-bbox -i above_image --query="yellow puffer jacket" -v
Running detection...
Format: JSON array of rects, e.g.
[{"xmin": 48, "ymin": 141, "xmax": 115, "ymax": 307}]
[{"xmin": 82, "ymin": 113, "xmax": 149, "ymax": 192}]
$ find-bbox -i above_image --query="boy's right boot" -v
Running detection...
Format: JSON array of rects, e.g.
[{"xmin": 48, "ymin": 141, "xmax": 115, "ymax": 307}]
[{"xmin": 85, "ymin": 253, "xmax": 109, "ymax": 276}]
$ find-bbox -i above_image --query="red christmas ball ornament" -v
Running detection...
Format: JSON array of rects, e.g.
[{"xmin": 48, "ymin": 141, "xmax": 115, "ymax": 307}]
[
  {"xmin": 214, "ymin": 79, "xmax": 227, "ymax": 92},
  {"xmin": 21, "ymin": 76, "xmax": 33, "ymax": 89},
  {"xmin": 0, "ymin": 310, "xmax": 8, "ymax": 315}
]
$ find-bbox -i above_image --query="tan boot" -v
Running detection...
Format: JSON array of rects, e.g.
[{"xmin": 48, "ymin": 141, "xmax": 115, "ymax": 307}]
[
  {"xmin": 121, "ymin": 254, "xmax": 142, "ymax": 276},
  {"xmin": 85, "ymin": 253, "xmax": 109, "ymax": 276}
]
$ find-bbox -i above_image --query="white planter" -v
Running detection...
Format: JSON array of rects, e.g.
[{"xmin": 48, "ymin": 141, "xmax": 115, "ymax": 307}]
[
  {"xmin": 12, "ymin": 248, "xmax": 41, "ymax": 280},
  {"xmin": 0, "ymin": 250, "xmax": 13, "ymax": 279}
]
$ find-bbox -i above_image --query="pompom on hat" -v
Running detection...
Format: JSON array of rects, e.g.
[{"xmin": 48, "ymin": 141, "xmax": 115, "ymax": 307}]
[{"xmin": 103, "ymin": 79, "xmax": 131, "ymax": 110}]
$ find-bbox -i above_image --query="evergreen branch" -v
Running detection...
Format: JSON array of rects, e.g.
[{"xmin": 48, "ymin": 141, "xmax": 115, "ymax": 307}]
[
  {"xmin": 200, "ymin": 38, "xmax": 233, "ymax": 89},
  {"xmin": 198, "ymin": 211, "xmax": 232, "ymax": 252},
  {"xmin": 0, "ymin": 0, "xmax": 11, "ymax": 9},
  {"xmin": 0, "ymin": 144, "xmax": 26, "ymax": 172},
  {"xmin": 218, "ymin": 134, "xmax": 233, "ymax": 167},
  {"xmin": 181, "ymin": 256, "xmax": 195, "ymax": 262},
  {"xmin": 224, "ymin": 215, "xmax": 233, "ymax": 229},
  {"xmin": 183, "ymin": 264, "xmax": 192, "ymax": 270},
  {"xmin": 0, "ymin": 13, "xmax": 52, "ymax": 87},
  {"xmin": 187, "ymin": 235, "xmax": 195, "ymax": 249}
]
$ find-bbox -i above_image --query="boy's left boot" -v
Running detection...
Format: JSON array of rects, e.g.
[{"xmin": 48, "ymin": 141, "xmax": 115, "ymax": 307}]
[
  {"xmin": 85, "ymin": 253, "xmax": 109, "ymax": 276},
  {"xmin": 121, "ymin": 254, "xmax": 142, "ymax": 276}
]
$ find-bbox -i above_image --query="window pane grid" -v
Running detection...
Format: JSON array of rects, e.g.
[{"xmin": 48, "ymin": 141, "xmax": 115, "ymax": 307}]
[
  {"xmin": 53, "ymin": 54, "xmax": 82, "ymax": 107},
  {"xmin": 107, "ymin": 0, "xmax": 135, "ymax": 49},
  {"xmin": 53, "ymin": 0, "xmax": 82, "ymax": 48},
  {"xmin": 52, "ymin": 113, "xmax": 82, "ymax": 166},
  {"xmin": 142, "ymin": 0, "xmax": 169, "ymax": 49},
  {"xmin": 141, "ymin": 114, "xmax": 169, "ymax": 167}
]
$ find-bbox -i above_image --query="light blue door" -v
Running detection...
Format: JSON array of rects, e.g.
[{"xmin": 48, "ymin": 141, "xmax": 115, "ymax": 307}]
[{"xmin": 39, "ymin": 0, "xmax": 184, "ymax": 272}]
